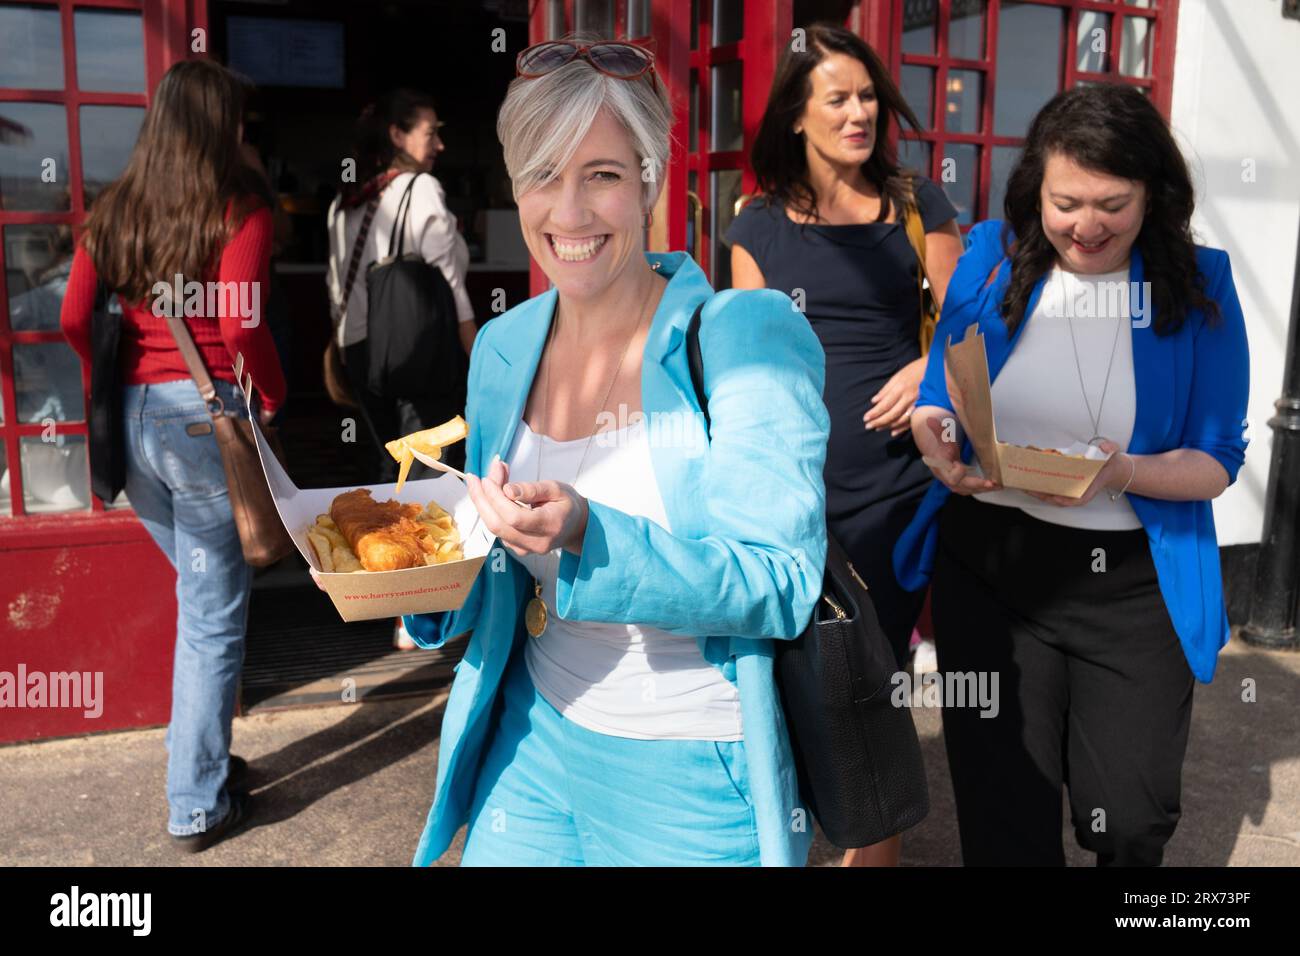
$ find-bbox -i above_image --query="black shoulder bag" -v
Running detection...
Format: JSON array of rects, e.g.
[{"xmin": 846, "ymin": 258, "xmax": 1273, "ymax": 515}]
[
  {"xmin": 686, "ymin": 300, "xmax": 929, "ymax": 849},
  {"xmin": 88, "ymin": 281, "xmax": 125, "ymax": 503},
  {"xmin": 364, "ymin": 173, "xmax": 468, "ymax": 406}
]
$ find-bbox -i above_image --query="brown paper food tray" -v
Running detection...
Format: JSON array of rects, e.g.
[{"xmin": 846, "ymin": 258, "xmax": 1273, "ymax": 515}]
[
  {"xmin": 942, "ymin": 324, "xmax": 1108, "ymax": 498},
  {"xmin": 234, "ymin": 357, "xmax": 493, "ymax": 622}
]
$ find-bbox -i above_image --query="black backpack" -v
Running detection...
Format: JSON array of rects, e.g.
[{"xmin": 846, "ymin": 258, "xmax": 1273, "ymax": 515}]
[{"xmin": 364, "ymin": 173, "xmax": 468, "ymax": 404}]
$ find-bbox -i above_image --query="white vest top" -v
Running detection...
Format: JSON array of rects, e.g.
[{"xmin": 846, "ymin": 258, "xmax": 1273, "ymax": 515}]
[
  {"xmin": 972, "ymin": 264, "xmax": 1142, "ymax": 530},
  {"xmin": 504, "ymin": 414, "xmax": 744, "ymax": 741}
]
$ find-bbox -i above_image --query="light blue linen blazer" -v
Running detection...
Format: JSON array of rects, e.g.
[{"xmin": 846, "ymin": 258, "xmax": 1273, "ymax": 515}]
[{"xmin": 403, "ymin": 251, "xmax": 831, "ymax": 865}]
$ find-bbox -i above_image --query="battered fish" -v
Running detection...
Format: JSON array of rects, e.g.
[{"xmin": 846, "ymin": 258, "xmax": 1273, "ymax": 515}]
[{"xmin": 329, "ymin": 488, "xmax": 441, "ymax": 571}]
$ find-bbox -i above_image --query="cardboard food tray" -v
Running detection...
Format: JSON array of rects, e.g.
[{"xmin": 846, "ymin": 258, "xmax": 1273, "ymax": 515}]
[
  {"xmin": 235, "ymin": 358, "xmax": 492, "ymax": 623},
  {"xmin": 943, "ymin": 324, "xmax": 1109, "ymax": 498}
]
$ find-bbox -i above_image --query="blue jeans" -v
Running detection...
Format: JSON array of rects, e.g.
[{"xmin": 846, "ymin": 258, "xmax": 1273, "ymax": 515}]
[
  {"xmin": 461, "ymin": 643, "xmax": 761, "ymax": 866},
  {"xmin": 122, "ymin": 378, "xmax": 253, "ymax": 835}
]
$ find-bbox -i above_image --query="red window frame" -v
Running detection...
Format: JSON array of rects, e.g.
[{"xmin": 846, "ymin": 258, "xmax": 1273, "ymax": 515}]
[
  {"xmin": 0, "ymin": 0, "xmax": 201, "ymax": 529},
  {"xmin": 860, "ymin": 0, "xmax": 1179, "ymax": 229}
]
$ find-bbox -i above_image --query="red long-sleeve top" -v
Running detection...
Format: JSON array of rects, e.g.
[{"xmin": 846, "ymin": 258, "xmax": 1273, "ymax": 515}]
[{"xmin": 60, "ymin": 204, "xmax": 288, "ymax": 415}]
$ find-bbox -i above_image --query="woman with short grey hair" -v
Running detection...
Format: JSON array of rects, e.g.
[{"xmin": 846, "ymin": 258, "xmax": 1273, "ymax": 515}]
[{"xmin": 401, "ymin": 36, "xmax": 831, "ymax": 867}]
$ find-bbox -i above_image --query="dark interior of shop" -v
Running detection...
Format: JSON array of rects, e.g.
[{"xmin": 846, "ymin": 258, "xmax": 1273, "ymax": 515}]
[{"xmin": 208, "ymin": 0, "xmax": 530, "ymax": 704}]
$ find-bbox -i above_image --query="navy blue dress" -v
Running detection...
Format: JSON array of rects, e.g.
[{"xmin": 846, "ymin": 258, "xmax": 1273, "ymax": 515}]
[{"xmin": 726, "ymin": 178, "xmax": 958, "ymax": 664}]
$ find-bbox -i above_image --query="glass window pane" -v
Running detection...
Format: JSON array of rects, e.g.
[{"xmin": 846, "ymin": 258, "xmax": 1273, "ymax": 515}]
[
  {"xmin": 711, "ymin": 60, "xmax": 743, "ymax": 152},
  {"xmin": 941, "ymin": 143, "xmax": 978, "ymax": 225},
  {"xmin": 0, "ymin": 102, "xmax": 71, "ymax": 211},
  {"xmin": 79, "ymin": 105, "xmax": 145, "ymax": 205},
  {"xmin": 545, "ymin": 0, "xmax": 565, "ymax": 39},
  {"xmin": 14, "ymin": 342, "xmax": 85, "ymax": 423},
  {"xmin": 898, "ymin": 138, "xmax": 932, "ymax": 178},
  {"xmin": 74, "ymin": 10, "xmax": 145, "ymax": 92},
  {"xmin": 628, "ymin": 0, "xmax": 652, "ymax": 38},
  {"xmin": 1125, "ymin": 0, "xmax": 1155, "ymax": 7},
  {"xmin": 0, "ymin": 5, "xmax": 64, "ymax": 90},
  {"xmin": 900, "ymin": 65, "xmax": 934, "ymax": 129},
  {"xmin": 0, "ymin": 444, "xmax": 9, "ymax": 515},
  {"xmin": 994, "ymin": 2, "xmax": 1066, "ymax": 137},
  {"xmin": 713, "ymin": 0, "xmax": 743, "ymax": 46},
  {"xmin": 687, "ymin": 170, "xmax": 698, "ymax": 259},
  {"xmin": 711, "ymin": 169, "xmax": 742, "ymax": 289},
  {"xmin": 902, "ymin": 0, "xmax": 938, "ymax": 56},
  {"xmin": 21, "ymin": 434, "xmax": 90, "ymax": 514},
  {"xmin": 945, "ymin": 69, "xmax": 983, "ymax": 134},
  {"xmin": 1077, "ymin": 11, "xmax": 1111, "ymax": 74},
  {"xmin": 575, "ymin": 0, "xmax": 615, "ymax": 39},
  {"xmin": 988, "ymin": 145, "xmax": 1022, "ymax": 220},
  {"xmin": 948, "ymin": 0, "xmax": 987, "ymax": 60},
  {"xmin": 1120, "ymin": 16, "xmax": 1152, "ymax": 78},
  {"xmin": 690, "ymin": 70, "xmax": 699, "ymax": 152},
  {"xmin": 5, "ymin": 224, "xmax": 75, "ymax": 332}
]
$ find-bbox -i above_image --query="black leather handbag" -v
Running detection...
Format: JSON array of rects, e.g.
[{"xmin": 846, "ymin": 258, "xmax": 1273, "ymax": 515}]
[
  {"xmin": 686, "ymin": 300, "xmax": 930, "ymax": 849},
  {"xmin": 88, "ymin": 281, "xmax": 125, "ymax": 504},
  {"xmin": 364, "ymin": 173, "xmax": 468, "ymax": 405}
]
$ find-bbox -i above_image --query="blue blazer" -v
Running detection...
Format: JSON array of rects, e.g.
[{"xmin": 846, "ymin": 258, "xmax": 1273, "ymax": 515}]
[
  {"xmin": 403, "ymin": 252, "xmax": 831, "ymax": 865},
  {"xmin": 893, "ymin": 220, "xmax": 1250, "ymax": 683}
]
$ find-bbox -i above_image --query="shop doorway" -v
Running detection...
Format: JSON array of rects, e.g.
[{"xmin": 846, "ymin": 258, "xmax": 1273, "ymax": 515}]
[{"xmin": 206, "ymin": 0, "xmax": 531, "ymax": 710}]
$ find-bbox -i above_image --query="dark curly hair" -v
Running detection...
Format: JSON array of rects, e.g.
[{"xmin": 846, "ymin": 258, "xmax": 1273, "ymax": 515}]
[
  {"xmin": 999, "ymin": 83, "xmax": 1217, "ymax": 336},
  {"xmin": 750, "ymin": 22, "xmax": 925, "ymax": 224}
]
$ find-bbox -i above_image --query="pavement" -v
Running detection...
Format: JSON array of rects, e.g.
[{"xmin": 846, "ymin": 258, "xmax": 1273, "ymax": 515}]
[{"xmin": 1, "ymin": 636, "xmax": 1297, "ymax": 867}]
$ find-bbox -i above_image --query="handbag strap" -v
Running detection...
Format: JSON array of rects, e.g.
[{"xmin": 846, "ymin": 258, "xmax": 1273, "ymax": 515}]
[
  {"xmin": 684, "ymin": 300, "xmax": 710, "ymax": 432},
  {"xmin": 338, "ymin": 195, "xmax": 381, "ymax": 325},
  {"xmin": 386, "ymin": 172, "xmax": 421, "ymax": 260},
  {"xmin": 164, "ymin": 314, "xmax": 228, "ymax": 417}
]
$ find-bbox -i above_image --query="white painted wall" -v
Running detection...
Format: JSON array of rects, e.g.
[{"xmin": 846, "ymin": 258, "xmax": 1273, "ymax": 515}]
[{"xmin": 1169, "ymin": 0, "xmax": 1300, "ymax": 545}]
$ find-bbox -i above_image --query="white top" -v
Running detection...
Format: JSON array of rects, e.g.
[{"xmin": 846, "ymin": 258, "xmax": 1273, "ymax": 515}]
[
  {"xmin": 326, "ymin": 171, "xmax": 474, "ymax": 349},
  {"xmin": 504, "ymin": 415, "xmax": 744, "ymax": 741},
  {"xmin": 971, "ymin": 264, "xmax": 1142, "ymax": 530}
]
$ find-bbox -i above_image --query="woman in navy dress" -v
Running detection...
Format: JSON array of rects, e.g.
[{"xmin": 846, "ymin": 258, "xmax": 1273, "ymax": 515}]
[{"xmin": 727, "ymin": 23, "xmax": 962, "ymax": 867}]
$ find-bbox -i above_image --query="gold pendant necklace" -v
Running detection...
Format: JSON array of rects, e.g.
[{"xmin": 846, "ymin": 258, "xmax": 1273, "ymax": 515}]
[{"xmin": 525, "ymin": 285, "xmax": 656, "ymax": 638}]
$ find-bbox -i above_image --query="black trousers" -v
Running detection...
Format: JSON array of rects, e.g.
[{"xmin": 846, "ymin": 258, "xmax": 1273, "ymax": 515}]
[
  {"xmin": 930, "ymin": 494, "xmax": 1195, "ymax": 867},
  {"xmin": 342, "ymin": 338, "xmax": 466, "ymax": 484}
]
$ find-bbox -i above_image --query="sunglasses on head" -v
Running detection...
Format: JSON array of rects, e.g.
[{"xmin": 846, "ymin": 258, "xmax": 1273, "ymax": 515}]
[{"xmin": 516, "ymin": 41, "xmax": 657, "ymax": 86}]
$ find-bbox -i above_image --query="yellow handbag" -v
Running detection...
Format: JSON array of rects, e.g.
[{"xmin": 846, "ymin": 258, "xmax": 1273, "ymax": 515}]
[{"xmin": 902, "ymin": 198, "xmax": 941, "ymax": 354}]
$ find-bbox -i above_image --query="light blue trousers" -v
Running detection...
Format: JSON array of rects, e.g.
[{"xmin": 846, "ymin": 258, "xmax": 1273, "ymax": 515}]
[{"xmin": 461, "ymin": 644, "xmax": 761, "ymax": 866}]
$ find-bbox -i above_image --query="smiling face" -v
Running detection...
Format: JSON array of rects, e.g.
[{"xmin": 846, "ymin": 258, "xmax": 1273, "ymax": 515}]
[
  {"xmin": 1040, "ymin": 151, "xmax": 1146, "ymax": 274},
  {"xmin": 795, "ymin": 52, "xmax": 878, "ymax": 171},
  {"xmin": 516, "ymin": 107, "xmax": 647, "ymax": 303}
]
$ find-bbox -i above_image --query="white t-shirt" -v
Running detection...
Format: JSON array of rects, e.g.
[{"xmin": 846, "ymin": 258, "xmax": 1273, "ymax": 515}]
[
  {"xmin": 326, "ymin": 171, "xmax": 474, "ymax": 349},
  {"xmin": 971, "ymin": 264, "xmax": 1141, "ymax": 530},
  {"xmin": 504, "ymin": 415, "xmax": 744, "ymax": 741}
]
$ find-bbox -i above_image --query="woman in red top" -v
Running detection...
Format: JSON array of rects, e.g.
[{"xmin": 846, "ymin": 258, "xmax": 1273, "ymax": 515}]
[{"xmin": 60, "ymin": 59, "xmax": 285, "ymax": 853}]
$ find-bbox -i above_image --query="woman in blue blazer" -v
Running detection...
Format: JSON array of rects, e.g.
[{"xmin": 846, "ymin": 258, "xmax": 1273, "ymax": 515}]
[
  {"xmin": 400, "ymin": 38, "xmax": 829, "ymax": 867},
  {"xmin": 893, "ymin": 84, "xmax": 1249, "ymax": 866}
]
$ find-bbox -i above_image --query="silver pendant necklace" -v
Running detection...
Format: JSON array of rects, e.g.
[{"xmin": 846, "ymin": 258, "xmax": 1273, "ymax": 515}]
[{"xmin": 1058, "ymin": 266, "xmax": 1126, "ymax": 447}]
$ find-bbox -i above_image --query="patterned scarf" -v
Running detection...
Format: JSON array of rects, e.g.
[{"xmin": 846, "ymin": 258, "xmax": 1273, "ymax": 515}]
[{"xmin": 341, "ymin": 168, "xmax": 402, "ymax": 209}]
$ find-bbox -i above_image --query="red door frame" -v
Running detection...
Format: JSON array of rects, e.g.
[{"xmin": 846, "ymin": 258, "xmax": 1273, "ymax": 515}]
[{"xmin": 0, "ymin": 0, "xmax": 205, "ymax": 743}]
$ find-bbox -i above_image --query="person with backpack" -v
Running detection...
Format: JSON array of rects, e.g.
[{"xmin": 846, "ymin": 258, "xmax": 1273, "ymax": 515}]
[
  {"xmin": 326, "ymin": 89, "xmax": 475, "ymax": 474},
  {"xmin": 326, "ymin": 89, "xmax": 476, "ymax": 648}
]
